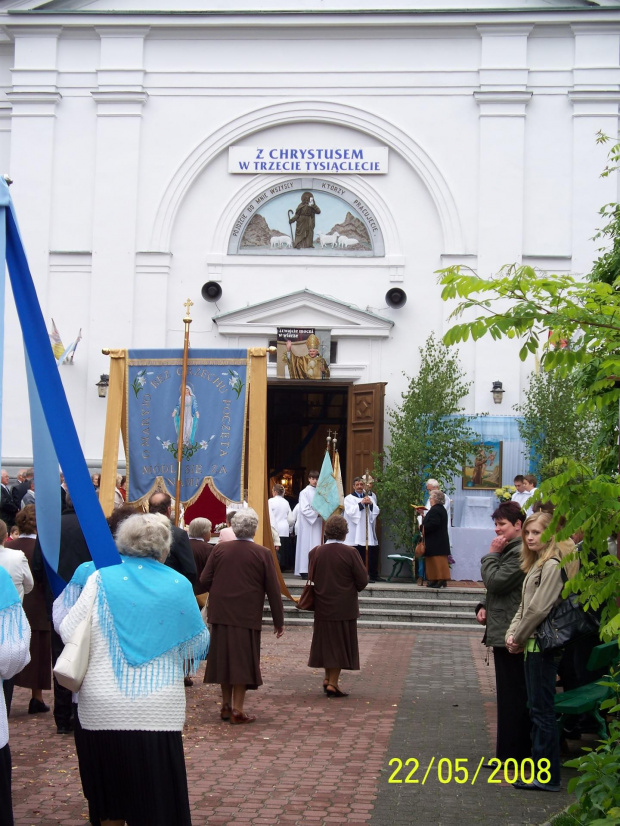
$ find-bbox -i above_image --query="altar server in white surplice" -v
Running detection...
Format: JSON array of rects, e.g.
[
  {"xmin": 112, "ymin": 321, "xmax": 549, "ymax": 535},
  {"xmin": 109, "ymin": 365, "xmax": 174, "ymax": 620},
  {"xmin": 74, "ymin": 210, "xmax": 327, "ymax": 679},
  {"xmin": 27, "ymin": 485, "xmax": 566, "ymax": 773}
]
[
  {"xmin": 294, "ymin": 471, "xmax": 323, "ymax": 578},
  {"xmin": 344, "ymin": 477, "xmax": 381, "ymax": 580}
]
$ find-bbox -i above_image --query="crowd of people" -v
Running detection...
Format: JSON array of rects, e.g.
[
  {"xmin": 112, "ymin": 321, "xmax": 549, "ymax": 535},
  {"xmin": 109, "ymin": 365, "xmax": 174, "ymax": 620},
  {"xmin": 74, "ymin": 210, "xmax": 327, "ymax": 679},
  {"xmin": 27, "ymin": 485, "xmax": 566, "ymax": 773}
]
[
  {"xmin": 476, "ymin": 499, "xmax": 602, "ymax": 793},
  {"xmin": 0, "ymin": 464, "xmax": 607, "ymax": 823},
  {"xmin": 0, "ymin": 466, "xmax": 373, "ymax": 826},
  {"xmin": 271, "ymin": 472, "xmax": 383, "ymax": 583}
]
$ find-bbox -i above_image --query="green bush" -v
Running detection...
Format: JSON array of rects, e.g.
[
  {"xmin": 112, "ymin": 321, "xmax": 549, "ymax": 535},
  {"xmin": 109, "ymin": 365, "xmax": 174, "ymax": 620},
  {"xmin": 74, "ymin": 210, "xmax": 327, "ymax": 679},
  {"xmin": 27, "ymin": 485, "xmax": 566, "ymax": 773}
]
[{"xmin": 564, "ymin": 668, "xmax": 620, "ymax": 826}]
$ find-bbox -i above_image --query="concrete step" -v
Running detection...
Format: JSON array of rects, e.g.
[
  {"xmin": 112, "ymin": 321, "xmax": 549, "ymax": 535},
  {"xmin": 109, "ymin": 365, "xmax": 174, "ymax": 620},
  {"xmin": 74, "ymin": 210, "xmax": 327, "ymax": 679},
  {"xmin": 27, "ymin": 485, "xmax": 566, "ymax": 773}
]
[
  {"xmin": 263, "ymin": 615, "xmax": 480, "ymax": 631},
  {"xmin": 281, "ymin": 580, "xmax": 484, "ymax": 603},
  {"xmin": 267, "ymin": 578, "xmax": 485, "ymax": 630},
  {"xmin": 358, "ymin": 596, "xmax": 479, "ymax": 611},
  {"xmin": 268, "ymin": 603, "xmax": 476, "ymax": 621}
]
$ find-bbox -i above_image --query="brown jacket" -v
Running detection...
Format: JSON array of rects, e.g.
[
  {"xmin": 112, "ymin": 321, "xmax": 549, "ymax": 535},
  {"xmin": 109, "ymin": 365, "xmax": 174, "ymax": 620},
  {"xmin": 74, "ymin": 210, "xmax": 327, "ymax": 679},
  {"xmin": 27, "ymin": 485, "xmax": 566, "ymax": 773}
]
[
  {"xmin": 309, "ymin": 541, "xmax": 369, "ymax": 621},
  {"xmin": 189, "ymin": 538, "xmax": 212, "ymax": 596},
  {"xmin": 11, "ymin": 537, "xmax": 50, "ymax": 631},
  {"xmin": 200, "ymin": 539, "xmax": 284, "ymax": 631}
]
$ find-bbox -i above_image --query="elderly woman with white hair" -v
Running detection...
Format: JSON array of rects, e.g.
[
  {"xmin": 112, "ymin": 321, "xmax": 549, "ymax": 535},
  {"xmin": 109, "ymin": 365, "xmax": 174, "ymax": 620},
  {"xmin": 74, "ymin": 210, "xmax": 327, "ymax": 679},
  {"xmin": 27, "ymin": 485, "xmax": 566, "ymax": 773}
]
[
  {"xmin": 421, "ymin": 490, "xmax": 451, "ymax": 588},
  {"xmin": 200, "ymin": 508, "xmax": 284, "ymax": 725},
  {"xmin": 59, "ymin": 513, "xmax": 209, "ymax": 826},
  {"xmin": 187, "ymin": 517, "xmax": 213, "ymax": 594}
]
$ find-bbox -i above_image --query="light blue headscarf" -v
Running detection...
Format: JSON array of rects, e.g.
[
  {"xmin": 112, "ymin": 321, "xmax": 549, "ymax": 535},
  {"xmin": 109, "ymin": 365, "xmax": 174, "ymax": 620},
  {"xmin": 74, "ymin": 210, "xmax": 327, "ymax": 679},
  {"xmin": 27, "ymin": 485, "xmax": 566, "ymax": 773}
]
[
  {"xmin": 0, "ymin": 566, "xmax": 25, "ymax": 645},
  {"xmin": 96, "ymin": 556, "xmax": 209, "ymax": 697},
  {"xmin": 60, "ymin": 560, "xmax": 96, "ymax": 614}
]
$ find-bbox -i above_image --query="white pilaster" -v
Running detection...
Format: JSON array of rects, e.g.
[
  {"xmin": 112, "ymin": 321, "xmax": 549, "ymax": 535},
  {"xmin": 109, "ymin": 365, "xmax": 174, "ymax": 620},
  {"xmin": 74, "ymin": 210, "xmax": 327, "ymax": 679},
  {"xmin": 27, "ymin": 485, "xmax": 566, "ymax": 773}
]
[
  {"xmin": 2, "ymin": 28, "xmax": 62, "ymax": 453},
  {"xmin": 569, "ymin": 25, "xmax": 620, "ymax": 274},
  {"xmin": 475, "ymin": 26, "xmax": 532, "ymax": 274},
  {"xmin": 87, "ymin": 28, "xmax": 149, "ymax": 453}
]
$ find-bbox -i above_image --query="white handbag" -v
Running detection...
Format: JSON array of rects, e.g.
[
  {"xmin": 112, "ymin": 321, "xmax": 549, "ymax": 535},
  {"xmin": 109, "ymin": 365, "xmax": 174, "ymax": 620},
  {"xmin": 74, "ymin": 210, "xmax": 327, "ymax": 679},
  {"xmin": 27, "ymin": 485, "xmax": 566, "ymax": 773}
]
[{"xmin": 53, "ymin": 591, "xmax": 96, "ymax": 693}]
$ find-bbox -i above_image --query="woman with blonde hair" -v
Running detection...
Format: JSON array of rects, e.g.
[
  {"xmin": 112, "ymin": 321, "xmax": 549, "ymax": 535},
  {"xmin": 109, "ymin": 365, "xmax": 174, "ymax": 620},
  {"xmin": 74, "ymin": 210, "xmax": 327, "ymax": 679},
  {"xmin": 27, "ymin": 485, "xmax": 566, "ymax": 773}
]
[{"xmin": 506, "ymin": 511, "xmax": 578, "ymax": 793}]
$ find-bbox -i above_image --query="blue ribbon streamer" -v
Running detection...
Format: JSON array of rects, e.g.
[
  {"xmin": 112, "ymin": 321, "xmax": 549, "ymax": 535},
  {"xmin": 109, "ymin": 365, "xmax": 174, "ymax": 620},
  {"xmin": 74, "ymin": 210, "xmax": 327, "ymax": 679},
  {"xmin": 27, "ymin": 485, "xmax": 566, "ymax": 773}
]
[
  {"xmin": 1, "ymin": 179, "xmax": 121, "ymax": 594},
  {"xmin": 24, "ymin": 352, "xmax": 65, "ymax": 595},
  {"xmin": 0, "ymin": 181, "xmax": 7, "ymax": 461}
]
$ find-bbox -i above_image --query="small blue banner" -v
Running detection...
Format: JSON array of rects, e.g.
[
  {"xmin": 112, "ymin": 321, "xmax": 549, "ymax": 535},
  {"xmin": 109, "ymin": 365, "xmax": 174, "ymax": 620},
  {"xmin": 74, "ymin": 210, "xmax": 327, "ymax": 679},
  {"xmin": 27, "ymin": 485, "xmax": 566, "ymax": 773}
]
[{"xmin": 127, "ymin": 349, "xmax": 248, "ymax": 505}]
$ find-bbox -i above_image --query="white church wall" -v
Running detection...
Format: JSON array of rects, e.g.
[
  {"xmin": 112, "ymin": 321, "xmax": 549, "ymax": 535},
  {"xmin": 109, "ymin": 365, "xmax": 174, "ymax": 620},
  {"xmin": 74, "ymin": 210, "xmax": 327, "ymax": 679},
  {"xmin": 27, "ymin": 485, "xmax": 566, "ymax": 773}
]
[{"xmin": 0, "ymin": 8, "xmax": 618, "ymax": 469}]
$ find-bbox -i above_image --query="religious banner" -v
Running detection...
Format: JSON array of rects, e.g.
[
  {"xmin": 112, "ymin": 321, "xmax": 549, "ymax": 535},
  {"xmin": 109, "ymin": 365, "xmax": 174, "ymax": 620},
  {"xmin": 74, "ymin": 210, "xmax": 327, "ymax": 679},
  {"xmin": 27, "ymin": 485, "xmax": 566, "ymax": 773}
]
[
  {"xmin": 276, "ymin": 328, "xmax": 331, "ymax": 380},
  {"xmin": 126, "ymin": 349, "xmax": 248, "ymax": 506}
]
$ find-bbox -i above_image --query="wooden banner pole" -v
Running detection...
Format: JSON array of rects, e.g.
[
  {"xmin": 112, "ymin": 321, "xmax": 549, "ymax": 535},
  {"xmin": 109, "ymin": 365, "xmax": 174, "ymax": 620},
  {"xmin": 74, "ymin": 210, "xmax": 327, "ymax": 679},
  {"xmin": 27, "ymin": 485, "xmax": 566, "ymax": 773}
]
[{"xmin": 174, "ymin": 299, "xmax": 193, "ymax": 526}]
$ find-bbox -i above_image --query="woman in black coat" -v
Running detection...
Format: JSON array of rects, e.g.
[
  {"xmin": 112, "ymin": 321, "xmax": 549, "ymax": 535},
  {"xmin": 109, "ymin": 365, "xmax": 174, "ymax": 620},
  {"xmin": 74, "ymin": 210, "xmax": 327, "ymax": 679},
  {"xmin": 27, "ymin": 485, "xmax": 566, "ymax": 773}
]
[{"xmin": 422, "ymin": 490, "xmax": 451, "ymax": 588}]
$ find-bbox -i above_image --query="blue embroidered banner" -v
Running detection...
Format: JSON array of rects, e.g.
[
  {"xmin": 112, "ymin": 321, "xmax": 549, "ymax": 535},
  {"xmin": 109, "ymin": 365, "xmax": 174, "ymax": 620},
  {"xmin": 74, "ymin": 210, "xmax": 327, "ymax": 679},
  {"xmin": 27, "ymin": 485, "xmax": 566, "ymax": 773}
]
[{"xmin": 127, "ymin": 349, "xmax": 248, "ymax": 505}]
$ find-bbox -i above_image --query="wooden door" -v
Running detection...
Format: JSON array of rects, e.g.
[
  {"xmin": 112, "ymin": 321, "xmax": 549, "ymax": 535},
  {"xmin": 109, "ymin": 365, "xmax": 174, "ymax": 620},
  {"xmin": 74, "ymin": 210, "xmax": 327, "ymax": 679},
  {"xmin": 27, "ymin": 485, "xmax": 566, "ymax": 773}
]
[{"xmin": 346, "ymin": 382, "xmax": 386, "ymax": 491}]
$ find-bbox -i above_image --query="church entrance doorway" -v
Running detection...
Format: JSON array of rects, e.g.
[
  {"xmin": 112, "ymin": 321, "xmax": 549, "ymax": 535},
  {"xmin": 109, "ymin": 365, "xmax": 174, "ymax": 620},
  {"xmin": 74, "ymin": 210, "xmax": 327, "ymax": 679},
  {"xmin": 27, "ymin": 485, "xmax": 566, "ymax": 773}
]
[{"xmin": 267, "ymin": 381, "xmax": 386, "ymax": 506}]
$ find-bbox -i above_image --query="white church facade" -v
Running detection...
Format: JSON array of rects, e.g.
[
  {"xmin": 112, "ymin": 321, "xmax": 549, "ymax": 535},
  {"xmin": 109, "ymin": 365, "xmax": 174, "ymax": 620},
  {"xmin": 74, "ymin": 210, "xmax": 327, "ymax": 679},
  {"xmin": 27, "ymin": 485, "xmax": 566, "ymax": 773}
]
[{"xmin": 0, "ymin": 0, "xmax": 619, "ymax": 558}]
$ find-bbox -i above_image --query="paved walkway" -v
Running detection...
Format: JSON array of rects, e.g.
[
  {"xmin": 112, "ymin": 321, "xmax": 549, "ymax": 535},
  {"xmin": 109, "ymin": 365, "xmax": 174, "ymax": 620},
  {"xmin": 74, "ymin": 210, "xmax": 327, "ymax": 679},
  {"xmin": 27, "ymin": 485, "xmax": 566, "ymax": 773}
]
[{"xmin": 8, "ymin": 627, "xmax": 582, "ymax": 826}]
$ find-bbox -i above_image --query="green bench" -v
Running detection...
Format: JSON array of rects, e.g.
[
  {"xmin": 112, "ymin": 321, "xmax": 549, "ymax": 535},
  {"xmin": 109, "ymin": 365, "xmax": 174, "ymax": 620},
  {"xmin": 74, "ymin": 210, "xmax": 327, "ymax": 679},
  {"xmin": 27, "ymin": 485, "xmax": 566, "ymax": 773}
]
[
  {"xmin": 387, "ymin": 553, "xmax": 416, "ymax": 581},
  {"xmin": 555, "ymin": 639, "xmax": 620, "ymax": 739},
  {"xmin": 387, "ymin": 530, "xmax": 423, "ymax": 582}
]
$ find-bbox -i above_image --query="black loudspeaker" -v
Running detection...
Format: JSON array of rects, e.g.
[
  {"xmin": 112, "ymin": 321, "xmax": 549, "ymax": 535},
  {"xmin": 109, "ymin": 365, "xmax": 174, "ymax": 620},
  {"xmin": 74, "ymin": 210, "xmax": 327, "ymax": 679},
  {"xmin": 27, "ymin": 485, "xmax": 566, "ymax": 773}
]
[
  {"xmin": 201, "ymin": 281, "xmax": 222, "ymax": 302},
  {"xmin": 385, "ymin": 288, "xmax": 407, "ymax": 308}
]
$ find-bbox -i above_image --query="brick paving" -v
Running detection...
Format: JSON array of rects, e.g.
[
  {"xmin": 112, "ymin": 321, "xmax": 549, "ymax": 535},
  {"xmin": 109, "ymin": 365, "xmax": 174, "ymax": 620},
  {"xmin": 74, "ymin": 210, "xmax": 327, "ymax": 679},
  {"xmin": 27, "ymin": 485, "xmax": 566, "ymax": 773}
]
[{"xmin": 7, "ymin": 627, "xmax": 579, "ymax": 825}]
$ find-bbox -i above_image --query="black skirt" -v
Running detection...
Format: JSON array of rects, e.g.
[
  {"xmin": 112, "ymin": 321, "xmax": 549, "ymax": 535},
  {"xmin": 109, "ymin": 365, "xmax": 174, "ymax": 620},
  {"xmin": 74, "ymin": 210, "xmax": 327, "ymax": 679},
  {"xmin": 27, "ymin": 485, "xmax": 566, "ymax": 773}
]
[
  {"xmin": 76, "ymin": 724, "xmax": 191, "ymax": 826},
  {"xmin": 0, "ymin": 744, "xmax": 13, "ymax": 826},
  {"xmin": 308, "ymin": 619, "xmax": 360, "ymax": 670}
]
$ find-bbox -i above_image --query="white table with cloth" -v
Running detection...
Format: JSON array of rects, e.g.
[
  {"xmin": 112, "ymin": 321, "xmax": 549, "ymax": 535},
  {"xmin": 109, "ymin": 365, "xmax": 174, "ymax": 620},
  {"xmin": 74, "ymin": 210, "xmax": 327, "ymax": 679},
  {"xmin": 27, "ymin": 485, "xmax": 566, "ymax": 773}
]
[
  {"xmin": 461, "ymin": 495, "xmax": 495, "ymax": 528},
  {"xmin": 450, "ymin": 527, "xmax": 497, "ymax": 581}
]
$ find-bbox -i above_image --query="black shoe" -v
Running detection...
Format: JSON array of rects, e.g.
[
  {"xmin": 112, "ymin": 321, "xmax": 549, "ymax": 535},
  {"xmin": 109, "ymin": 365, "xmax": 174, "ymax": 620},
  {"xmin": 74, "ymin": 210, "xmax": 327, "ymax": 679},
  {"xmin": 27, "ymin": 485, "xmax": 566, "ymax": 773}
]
[
  {"xmin": 56, "ymin": 724, "xmax": 74, "ymax": 734},
  {"xmin": 512, "ymin": 779, "xmax": 560, "ymax": 792},
  {"xmin": 369, "ymin": 579, "xmax": 376, "ymax": 584},
  {"xmin": 28, "ymin": 698, "xmax": 50, "ymax": 714},
  {"xmin": 299, "ymin": 573, "xmax": 308, "ymax": 579},
  {"xmin": 372, "ymin": 576, "xmax": 385, "ymax": 582}
]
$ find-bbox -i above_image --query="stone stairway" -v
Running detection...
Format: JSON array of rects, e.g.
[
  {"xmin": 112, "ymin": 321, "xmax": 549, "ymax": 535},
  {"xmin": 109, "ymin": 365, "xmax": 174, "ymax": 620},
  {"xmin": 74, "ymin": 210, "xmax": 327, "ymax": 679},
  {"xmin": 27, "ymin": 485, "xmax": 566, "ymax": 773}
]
[{"xmin": 263, "ymin": 577, "xmax": 484, "ymax": 631}]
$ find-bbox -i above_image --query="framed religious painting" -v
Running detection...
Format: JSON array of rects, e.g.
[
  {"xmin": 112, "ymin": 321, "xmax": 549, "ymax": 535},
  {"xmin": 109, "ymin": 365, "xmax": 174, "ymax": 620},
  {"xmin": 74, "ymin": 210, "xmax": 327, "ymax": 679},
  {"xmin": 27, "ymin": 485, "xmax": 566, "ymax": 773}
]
[{"xmin": 462, "ymin": 441, "xmax": 503, "ymax": 490}]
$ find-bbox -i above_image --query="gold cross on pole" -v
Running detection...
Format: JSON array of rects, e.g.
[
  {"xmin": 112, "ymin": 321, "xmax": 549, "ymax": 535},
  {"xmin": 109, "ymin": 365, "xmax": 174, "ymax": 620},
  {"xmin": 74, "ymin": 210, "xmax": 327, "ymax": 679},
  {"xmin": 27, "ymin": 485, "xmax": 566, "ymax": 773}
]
[{"xmin": 183, "ymin": 297, "xmax": 193, "ymax": 320}]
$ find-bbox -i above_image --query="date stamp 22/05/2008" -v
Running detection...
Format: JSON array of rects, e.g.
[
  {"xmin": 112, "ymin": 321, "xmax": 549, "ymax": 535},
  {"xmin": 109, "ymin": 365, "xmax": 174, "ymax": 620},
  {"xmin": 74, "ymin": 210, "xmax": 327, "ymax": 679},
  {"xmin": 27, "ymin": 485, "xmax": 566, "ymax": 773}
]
[{"xmin": 387, "ymin": 757, "xmax": 552, "ymax": 786}]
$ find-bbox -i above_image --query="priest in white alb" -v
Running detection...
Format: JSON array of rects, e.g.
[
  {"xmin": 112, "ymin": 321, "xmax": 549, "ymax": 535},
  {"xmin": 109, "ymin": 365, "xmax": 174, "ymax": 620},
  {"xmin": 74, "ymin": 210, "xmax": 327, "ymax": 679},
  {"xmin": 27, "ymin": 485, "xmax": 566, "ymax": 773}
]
[
  {"xmin": 344, "ymin": 477, "xmax": 381, "ymax": 582},
  {"xmin": 294, "ymin": 470, "xmax": 323, "ymax": 578}
]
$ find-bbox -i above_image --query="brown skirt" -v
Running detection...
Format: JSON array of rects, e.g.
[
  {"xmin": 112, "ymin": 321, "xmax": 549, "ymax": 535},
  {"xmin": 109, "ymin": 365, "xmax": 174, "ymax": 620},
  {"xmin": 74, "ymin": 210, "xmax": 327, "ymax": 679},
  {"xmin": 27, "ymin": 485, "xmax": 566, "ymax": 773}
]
[
  {"xmin": 14, "ymin": 630, "xmax": 51, "ymax": 690},
  {"xmin": 204, "ymin": 624, "xmax": 262, "ymax": 690},
  {"xmin": 308, "ymin": 619, "xmax": 360, "ymax": 670},
  {"xmin": 425, "ymin": 556, "xmax": 451, "ymax": 582}
]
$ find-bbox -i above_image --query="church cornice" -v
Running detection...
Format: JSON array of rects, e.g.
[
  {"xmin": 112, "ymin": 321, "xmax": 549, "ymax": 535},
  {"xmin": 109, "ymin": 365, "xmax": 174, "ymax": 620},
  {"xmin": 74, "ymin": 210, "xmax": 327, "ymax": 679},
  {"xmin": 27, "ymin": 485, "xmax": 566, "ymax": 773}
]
[{"xmin": 4, "ymin": 9, "xmax": 620, "ymax": 29}]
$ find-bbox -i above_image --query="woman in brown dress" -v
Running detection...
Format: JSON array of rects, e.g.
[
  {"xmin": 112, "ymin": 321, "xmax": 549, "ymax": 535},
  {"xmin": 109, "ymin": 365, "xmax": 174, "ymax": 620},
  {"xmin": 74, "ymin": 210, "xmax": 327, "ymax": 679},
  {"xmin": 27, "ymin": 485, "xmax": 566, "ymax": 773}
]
[
  {"xmin": 12, "ymin": 505, "xmax": 52, "ymax": 713},
  {"xmin": 200, "ymin": 509, "xmax": 284, "ymax": 724},
  {"xmin": 308, "ymin": 514, "xmax": 369, "ymax": 698}
]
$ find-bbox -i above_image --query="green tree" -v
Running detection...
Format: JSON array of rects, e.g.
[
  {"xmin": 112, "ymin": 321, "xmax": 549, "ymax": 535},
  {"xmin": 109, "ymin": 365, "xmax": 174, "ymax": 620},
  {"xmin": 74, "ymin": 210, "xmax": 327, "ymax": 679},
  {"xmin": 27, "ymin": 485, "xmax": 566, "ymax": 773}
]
[
  {"xmin": 514, "ymin": 369, "xmax": 604, "ymax": 480},
  {"xmin": 373, "ymin": 333, "xmax": 475, "ymax": 554},
  {"xmin": 436, "ymin": 136, "xmax": 620, "ymax": 641}
]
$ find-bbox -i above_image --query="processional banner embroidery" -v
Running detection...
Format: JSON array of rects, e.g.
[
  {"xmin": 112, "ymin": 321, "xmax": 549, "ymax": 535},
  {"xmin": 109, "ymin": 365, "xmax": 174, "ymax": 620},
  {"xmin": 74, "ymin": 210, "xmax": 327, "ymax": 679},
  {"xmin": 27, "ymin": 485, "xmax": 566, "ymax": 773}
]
[{"xmin": 126, "ymin": 349, "xmax": 248, "ymax": 506}]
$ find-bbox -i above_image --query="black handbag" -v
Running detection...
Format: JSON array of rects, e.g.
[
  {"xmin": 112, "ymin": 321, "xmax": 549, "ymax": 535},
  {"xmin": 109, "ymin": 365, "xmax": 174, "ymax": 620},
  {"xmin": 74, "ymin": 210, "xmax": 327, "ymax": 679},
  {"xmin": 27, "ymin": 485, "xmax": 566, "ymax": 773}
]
[{"xmin": 535, "ymin": 565, "xmax": 599, "ymax": 653}]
